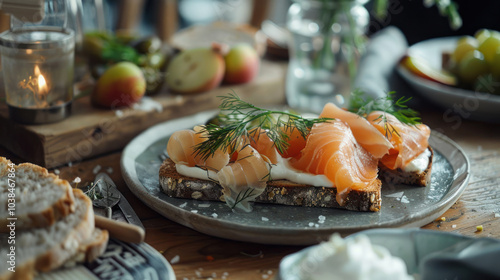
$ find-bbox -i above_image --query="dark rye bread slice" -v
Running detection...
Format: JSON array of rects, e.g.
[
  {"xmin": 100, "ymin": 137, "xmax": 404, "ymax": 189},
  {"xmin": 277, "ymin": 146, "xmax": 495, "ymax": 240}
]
[
  {"xmin": 159, "ymin": 158, "xmax": 382, "ymax": 212},
  {"xmin": 378, "ymin": 147, "xmax": 434, "ymax": 186}
]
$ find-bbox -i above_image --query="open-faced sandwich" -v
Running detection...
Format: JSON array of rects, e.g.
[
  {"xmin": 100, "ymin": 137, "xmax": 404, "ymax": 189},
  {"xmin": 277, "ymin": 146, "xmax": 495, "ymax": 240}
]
[
  {"xmin": 159, "ymin": 93, "xmax": 432, "ymax": 212},
  {"xmin": 0, "ymin": 157, "xmax": 109, "ymax": 280}
]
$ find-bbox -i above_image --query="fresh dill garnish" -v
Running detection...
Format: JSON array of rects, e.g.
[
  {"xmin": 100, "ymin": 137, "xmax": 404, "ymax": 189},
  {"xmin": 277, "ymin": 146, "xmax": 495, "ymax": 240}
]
[
  {"xmin": 230, "ymin": 188, "xmax": 257, "ymax": 210},
  {"xmin": 83, "ymin": 180, "xmax": 103, "ymax": 201},
  {"xmin": 349, "ymin": 90, "xmax": 421, "ymax": 138},
  {"xmin": 194, "ymin": 93, "xmax": 332, "ymax": 161}
]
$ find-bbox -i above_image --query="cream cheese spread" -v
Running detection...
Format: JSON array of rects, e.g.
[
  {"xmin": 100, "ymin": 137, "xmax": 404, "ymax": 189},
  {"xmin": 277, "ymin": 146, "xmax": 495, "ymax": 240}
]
[
  {"xmin": 403, "ymin": 148, "xmax": 431, "ymax": 173},
  {"xmin": 175, "ymin": 155, "xmax": 334, "ymax": 187},
  {"xmin": 298, "ymin": 234, "xmax": 414, "ymax": 280}
]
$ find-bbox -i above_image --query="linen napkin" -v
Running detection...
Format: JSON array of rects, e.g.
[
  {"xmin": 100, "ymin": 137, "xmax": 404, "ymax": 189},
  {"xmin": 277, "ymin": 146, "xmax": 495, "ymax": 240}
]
[
  {"xmin": 353, "ymin": 26, "xmax": 409, "ymax": 100},
  {"xmin": 420, "ymin": 238, "xmax": 500, "ymax": 279}
]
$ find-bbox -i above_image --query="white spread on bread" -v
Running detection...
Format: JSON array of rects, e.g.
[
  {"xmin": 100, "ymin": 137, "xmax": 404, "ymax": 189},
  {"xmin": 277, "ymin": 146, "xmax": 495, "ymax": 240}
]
[
  {"xmin": 403, "ymin": 148, "xmax": 431, "ymax": 173},
  {"xmin": 176, "ymin": 153, "xmax": 334, "ymax": 188}
]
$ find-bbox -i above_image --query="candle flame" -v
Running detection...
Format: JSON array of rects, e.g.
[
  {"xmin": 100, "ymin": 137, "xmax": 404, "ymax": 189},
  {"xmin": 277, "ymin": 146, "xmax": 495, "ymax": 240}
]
[{"xmin": 34, "ymin": 66, "xmax": 48, "ymax": 95}]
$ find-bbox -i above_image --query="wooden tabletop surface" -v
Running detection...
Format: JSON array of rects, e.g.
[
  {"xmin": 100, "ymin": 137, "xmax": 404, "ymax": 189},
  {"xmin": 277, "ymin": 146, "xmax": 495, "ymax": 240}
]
[{"xmin": 2, "ymin": 107, "xmax": 500, "ymax": 280}]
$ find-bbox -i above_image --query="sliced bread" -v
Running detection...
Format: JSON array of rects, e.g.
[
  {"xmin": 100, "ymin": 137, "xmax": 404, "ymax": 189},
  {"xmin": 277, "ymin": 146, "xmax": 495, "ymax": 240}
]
[
  {"xmin": 159, "ymin": 158, "xmax": 382, "ymax": 212},
  {"xmin": 378, "ymin": 147, "xmax": 434, "ymax": 186},
  {"xmin": 0, "ymin": 157, "xmax": 75, "ymax": 232},
  {"xmin": 0, "ymin": 189, "xmax": 94, "ymax": 280}
]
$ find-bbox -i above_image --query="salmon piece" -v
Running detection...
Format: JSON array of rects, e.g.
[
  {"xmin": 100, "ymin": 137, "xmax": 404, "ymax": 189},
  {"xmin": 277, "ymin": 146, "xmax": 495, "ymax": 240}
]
[
  {"xmin": 290, "ymin": 121, "xmax": 378, "ymax": 205},
  {"xmin": 279, "ymin": 127, "xmax": 307, "ymax": 159},
  {"xmin": 217, "ymin": 144, "xmax": 270, "ymax": 211},
  {"xmin": 248, "ymin": 126, "xmax": 308, "ymax": 161},
  {"xmin": 320, "ymin": 103, "xmax": 392, "ymax": 158},
  {"xmin": 248, "ymin": 128, "xmax": 279, "ymax": 164},
  {"xmin": 367, "ymin": 111, "xmax": 431, "ymax": 170},
  {"xmin": 166, "ymin": 127, "xmax": 230, "ymax": 171}
]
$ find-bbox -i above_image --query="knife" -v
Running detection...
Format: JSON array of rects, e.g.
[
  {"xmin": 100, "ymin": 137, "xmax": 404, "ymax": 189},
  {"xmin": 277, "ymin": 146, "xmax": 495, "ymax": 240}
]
[{"xmin": 95, "ymin": 173, "xmax": 145, "ymax": 230}]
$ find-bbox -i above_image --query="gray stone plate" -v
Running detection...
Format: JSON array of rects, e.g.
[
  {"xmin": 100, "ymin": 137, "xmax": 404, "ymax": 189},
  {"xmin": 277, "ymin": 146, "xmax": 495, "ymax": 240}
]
[{"xmin": 121, "ymin": 111, "xmax": 470, "ymax": 245}]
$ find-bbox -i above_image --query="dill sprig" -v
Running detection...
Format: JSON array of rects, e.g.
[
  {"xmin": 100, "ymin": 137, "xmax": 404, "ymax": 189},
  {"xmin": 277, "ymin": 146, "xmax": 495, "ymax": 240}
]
[
  {"xmin": 83, "ymin": 180, "xmax": 103, "ymax": 201},
  {"xmin": 349, "ymin": 90, "xmax": 421, "ymax": 138},
  {"xmin": 194, "ymin": 93, "xmax": 332, "ymax": 161},
  {"xmin": 230, "ymin": 188, "xmax": 256, "ymax": 210}
]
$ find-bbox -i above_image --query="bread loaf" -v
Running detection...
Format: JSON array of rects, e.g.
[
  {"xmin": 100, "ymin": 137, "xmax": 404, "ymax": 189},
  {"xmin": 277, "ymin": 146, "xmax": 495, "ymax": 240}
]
[
  {"xmin": 0, "ymin": 157, "xmax": 75, "ymax": 232},
  {"xmin": 0, "ymin": 189, "xmax": 94, "ymax": 280}
]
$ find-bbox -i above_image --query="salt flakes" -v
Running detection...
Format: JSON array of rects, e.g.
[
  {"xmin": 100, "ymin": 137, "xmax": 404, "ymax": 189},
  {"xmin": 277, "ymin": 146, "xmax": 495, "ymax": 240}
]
[
  {"xmin": 262, "ymin": 274, "xmax": 269, "ymax": 279},
  {"xmin": 318, "ymin": 215, "xmax": 326, "ymax": 224},
  {"xmin": 261, "ymin": 217, "xmax": 269, "ymax": 222},
  {"xmin": 170, "ymin": 255, "xmax": 180, "ymax": 264},
  {"xmin": 308, "ymin": 222, "xmax": 314, "ymax": 227},
  {"xmin": 107, "ymin": 167, "xmax": 113, "ymax": 174},
  {"xmin": 452, "ymin": 224, "xmax": 457, "ymax": 228},
  {"xmin": 179, "ymin": 202, "xmax": 187, "ymax": 208},
  {"xmin": 115, "ymin": 110, "xmax": 124, "ymax": 117},
  {"xmin": 132, "ymin": 96, "xmax": 163, "ymax": 113},
  {"xmin": 198, "ymin": 204, "xmax": 211, "ymax": 208},
  {"xmin": 54, "ymin": 169, "xmax": 60, "ymax": 175},
  {"xmin": 494, "ymin": 213, "xmax": 500, "ymax": 218},
  {"xmin": 191, "ymin": 210, "xmax": 198, "ymax": 213},
  {"xmin": 385, "ymin": 192, "xmax": 404, "ymax": 198},
  {"xmin": 400, "ymin": 195, "xmax": 410, "ymax": 203},
  {"xmin": 211, "ymin": 213, "xmax": 218, "ymax": 218}
]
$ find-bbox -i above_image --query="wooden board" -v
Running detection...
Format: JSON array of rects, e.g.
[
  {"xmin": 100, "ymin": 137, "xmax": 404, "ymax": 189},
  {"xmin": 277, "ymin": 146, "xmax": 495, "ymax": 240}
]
[{"xmin": 0, "ymin": 60, "xmax": 286, "ymax": 168}]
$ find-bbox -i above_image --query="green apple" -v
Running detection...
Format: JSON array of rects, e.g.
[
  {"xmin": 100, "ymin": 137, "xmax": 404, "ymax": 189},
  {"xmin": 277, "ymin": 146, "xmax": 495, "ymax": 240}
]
[
  {"xmin": 223, "ymin": 44, "xmax": 260, "ymax": 84},
  {"xmin": 92, "ymin": 62, "xmax": 146, "ymax": 108},
  {"xmin": 166, "ymin": 47, "xmax": 225, "ymax": 94}
]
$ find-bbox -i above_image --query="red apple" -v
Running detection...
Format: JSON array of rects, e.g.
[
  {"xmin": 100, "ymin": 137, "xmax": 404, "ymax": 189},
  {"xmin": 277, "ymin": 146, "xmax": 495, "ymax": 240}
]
[
  {"xmin": 223, "ymin": 44, "xmax": 259, "ymax": 84},
  {"xmin": 92, "ymin": 62, "xmax": 146, "ymax": 108},
  {"xmin": 166, "ymin": 47, "xmax": 225, "ymax": 94},
  {"xmin": 400, "ymin": 55, "xmax": 457, "ymax": 86}
]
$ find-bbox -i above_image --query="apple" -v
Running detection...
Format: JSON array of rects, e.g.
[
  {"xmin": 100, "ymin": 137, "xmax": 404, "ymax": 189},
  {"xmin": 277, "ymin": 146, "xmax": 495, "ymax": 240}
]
[
  {"xmin": 400, "ymin": 55, "xmax": 457, "ymax": 86},
  {"xmin": 92, "ymin": 62, "xmax": 146, "ymax": 108},
  {"xmin": 166, "ymin": 46, "xmax": 225, "ymax": 94},
  {"xmin": 223, "ymin": 44, "xmax": 260, "ymax": 84}
]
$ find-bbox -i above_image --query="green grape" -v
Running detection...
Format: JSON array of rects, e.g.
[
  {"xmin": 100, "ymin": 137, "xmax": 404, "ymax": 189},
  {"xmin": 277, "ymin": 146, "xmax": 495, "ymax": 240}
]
[
  {"xmin": 491, "ymin": 51, "xmax": 500, "ymax": 78},
  {"xmin": 474, "ymin": 29, "xmax": 491, "ymax": 45},
  {"xmin": 452, "ymin": 36, "xmax": 478, "ymax": 63},
  {"xmin": 477, "ymin": 36, "xmax": 500, "ymax": 63},
  {"xmin": 458, "ymin": 50, "xmax": 490, "ymax": 85}
]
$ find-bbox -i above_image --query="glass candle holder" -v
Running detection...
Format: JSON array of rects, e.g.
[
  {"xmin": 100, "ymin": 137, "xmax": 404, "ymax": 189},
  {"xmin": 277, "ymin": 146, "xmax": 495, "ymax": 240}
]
[{"xmin": 0, "ymin": 26, "xmax": 74, "ymax": 124}]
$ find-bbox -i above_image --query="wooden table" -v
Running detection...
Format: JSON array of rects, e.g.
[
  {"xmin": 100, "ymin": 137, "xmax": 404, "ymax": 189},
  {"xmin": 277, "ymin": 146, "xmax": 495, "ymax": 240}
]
[{"xmin": 1, "ymin": 108, "xmax": 500, "ymax": 280}]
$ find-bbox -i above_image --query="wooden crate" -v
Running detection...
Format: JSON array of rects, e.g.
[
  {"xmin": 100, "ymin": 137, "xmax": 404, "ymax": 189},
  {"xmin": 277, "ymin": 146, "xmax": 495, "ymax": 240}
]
[{"xmin": 0, "ymin": 60, "xmax": 286, "ymax": 168}]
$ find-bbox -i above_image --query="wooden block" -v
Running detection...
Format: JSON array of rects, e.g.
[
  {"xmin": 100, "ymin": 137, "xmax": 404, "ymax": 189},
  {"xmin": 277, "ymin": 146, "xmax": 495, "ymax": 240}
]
[{"xmin": 0, "ymin": 60, "xmax": 286, "ymax": 168}]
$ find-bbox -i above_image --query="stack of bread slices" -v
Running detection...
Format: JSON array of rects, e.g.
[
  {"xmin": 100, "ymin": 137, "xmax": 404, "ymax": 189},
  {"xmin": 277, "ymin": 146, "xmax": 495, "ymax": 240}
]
[{"xmin": 0, "ymin": 157, "xmax": 109, "ymax": 280}]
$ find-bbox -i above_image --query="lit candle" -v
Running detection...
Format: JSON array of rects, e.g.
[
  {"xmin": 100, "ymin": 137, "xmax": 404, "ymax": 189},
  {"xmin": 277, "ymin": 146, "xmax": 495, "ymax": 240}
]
[{"xmin": 34, "ymin": 65, "xmax": 49, "ymax": 107}]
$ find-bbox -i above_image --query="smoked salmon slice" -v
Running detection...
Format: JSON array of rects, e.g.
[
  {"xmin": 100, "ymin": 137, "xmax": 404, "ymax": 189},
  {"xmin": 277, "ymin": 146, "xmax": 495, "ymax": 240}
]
[
  {"xmin": 367, "ymin": 111, "xmax": 431, "ymax": 170},
  {"xmin": 320, "ymin": 103, "xmax": 393, "ymax": 159},
  {"xmin": 166, "ymin": 127, "xmax": 230, "ymax": 171},
  {"xmin": 290, "ymin": 121, "xmax": 378, "ymax": 205}
]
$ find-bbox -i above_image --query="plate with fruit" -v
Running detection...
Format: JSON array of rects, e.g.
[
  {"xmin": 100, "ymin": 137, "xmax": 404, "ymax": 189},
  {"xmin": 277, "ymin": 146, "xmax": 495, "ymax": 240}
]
[{"xmin": 397, "ymin": 29, "xmax": 500, "ymax": 122}]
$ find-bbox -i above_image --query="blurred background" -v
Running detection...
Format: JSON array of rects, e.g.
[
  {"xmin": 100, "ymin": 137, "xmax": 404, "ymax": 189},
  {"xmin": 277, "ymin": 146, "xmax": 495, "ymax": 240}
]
[{"xmin": 52, "ymin": 0, "xmax": 500, "ymax": 44}]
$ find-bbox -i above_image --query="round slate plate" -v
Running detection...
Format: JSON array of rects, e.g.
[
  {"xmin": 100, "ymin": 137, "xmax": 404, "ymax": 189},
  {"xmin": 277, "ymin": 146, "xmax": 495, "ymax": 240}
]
[
  {"xmin": 36, "ymin": 239, "xmax": 176, "ymax": 280},
  {"xmin": 121, "ymin": 111, "xmax": 470, "ymax": 245},
  {"xmin": 397, "ymin": 36, "xmax": 500, "ymax": 122}
]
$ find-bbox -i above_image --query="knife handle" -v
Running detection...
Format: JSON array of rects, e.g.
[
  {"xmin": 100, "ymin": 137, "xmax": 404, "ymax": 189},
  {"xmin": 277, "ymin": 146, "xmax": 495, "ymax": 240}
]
[{"xmin": 95, "ymin": 215, "xmax": 145, "ymax": 244}]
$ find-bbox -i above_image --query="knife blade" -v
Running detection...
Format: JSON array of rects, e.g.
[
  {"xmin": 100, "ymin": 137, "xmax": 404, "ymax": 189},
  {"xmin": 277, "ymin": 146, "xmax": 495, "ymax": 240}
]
[{"xmin": 95, "ymin": 173, "xmax": 145, "ymax": 230}]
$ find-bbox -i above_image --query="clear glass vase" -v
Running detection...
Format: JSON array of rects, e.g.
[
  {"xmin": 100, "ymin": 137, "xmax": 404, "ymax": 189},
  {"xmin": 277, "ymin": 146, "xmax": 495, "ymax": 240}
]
[{"xmin": 286, "ymin": 0, "xmax": 369, "ymax": 113}]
